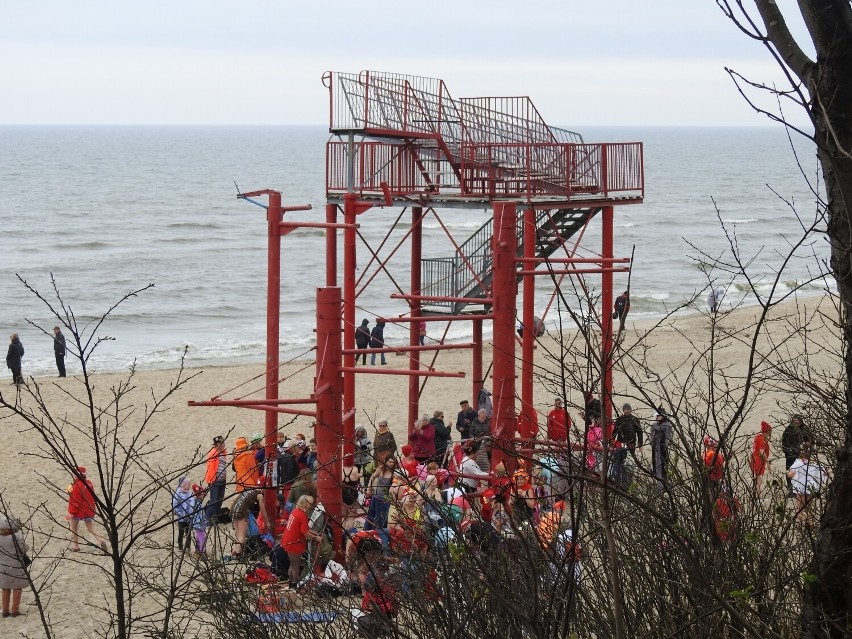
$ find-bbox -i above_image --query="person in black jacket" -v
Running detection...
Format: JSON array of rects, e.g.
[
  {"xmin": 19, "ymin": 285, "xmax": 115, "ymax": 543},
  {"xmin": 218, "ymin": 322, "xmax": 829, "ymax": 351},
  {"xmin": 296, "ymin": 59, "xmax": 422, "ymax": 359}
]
[
  {"xmin": 53, "ymin": 326, "xmax": 67, "ymax": 377},
  {"xmin": 277, "ymin": 440, "xmax": 300, "ymax": 492},
  {"xmin": 781, "ymin": 414, "xmax": 812, "ymax": 496},
  {"xmin": 369, "ymin": 320, "xmax": 386, "ymax": 365},
  {"xmin": 431, "ymin": 410, "xmax": 452, "ymax": 465},
  {"xmin": 355, "ymin": 319, "xmax": 371, "ymax": 365},
  {"xmin": 6, "ymin": 333, "xmax": 24, "ymax": 385},
  {"xmin": 456, "ymin": 400, "xmax": 477, "ymax": 440}
]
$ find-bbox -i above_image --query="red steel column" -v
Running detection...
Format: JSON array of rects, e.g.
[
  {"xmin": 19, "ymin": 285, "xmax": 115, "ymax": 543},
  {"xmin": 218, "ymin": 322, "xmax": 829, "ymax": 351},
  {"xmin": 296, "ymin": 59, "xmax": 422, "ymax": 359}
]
[
  {"xmin": 325, "ymin": 203, "xmax": 338, "ymax": 287},
  {"xmin": 601, "ymin": 205, "xmax": 614, "ymax": 424},
  {"xmin": 264, "ymin": 191, "xmax": 282, "ymax": 518},
  {"xmin": 472, "ymin": 318, "xmax": 483, "ymax": 409},
  {"xmin": 342, "ymin": 193, "xmax": 357, "ymax": 457},
  {"xmin": 315, "ymin": 286, "xmax": 344, "ymax": 551},
  {"xmin": 490, "ymin": 201, "xmax": 518, "ymax": 469},
  {"xmin": 519, "ymin": 207, "xmax": 537, "ymax": 439},
  {"xmin": 408, "ymin": 206, "xmax": 423, "ymax": 435}
]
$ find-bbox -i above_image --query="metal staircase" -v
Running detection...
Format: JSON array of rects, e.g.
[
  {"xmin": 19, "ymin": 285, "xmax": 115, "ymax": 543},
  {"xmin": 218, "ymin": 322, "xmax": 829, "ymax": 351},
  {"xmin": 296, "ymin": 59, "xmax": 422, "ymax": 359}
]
[
  {"xmin": 324, "ymin": 71, "xmax": 643, "ymax": 201},
  {"xmin": 421, "ymin": 207, "xmax": 599, "ymax": 314}
]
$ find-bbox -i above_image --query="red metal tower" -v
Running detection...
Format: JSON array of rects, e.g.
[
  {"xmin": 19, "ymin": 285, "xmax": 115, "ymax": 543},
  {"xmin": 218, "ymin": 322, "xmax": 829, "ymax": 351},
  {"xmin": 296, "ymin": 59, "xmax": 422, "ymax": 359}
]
[{"xmin": 191, "ymin": 70, "xmax": 643, "ymax": 546}]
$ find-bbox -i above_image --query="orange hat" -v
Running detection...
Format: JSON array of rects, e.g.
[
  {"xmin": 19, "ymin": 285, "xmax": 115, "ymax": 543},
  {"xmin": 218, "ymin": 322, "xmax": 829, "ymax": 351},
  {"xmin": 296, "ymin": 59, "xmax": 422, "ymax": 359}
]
[{"xmin": 235, "ymin": 436, "xmax": 248, "ymax": 449}]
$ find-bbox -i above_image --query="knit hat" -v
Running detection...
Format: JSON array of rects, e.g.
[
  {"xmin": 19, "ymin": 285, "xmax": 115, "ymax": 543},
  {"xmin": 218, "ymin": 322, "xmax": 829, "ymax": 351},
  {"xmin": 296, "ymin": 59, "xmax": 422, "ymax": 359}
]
[
  {"xmin": 622, "ymin": 403, "xmax": 632, "ymax": 410},
  {"xmin": 760, "ymin": 420, "xmax": 772, "ymax": 434},
  {"xmin": 401, "ymin": 444, "xmax": 413, "ymax": 457}
]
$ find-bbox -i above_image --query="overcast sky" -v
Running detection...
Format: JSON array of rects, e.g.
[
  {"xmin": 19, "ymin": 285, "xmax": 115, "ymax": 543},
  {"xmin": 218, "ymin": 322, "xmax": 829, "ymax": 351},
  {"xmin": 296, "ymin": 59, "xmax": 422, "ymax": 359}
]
[{"xmin": 0, "ymin": 1, "xmax": 813, "ymax": 127}]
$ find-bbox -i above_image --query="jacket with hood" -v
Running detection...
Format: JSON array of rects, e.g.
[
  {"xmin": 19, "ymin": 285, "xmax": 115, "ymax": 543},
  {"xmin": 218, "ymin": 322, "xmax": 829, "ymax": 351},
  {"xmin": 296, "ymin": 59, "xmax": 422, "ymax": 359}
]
[
  {"xmin": 172, "ymin": 483, "xmax": 196, "ymax": 524},
  {"xmin": 354, "ymin": 428, "xmax": 373, "ymax": 466},
  {"xmin": 6, "ymin": 336, "xmax": 24, "ymax": 369},
  {"xmin": 231, "ymin": 437, "xmax": 258, "ymax": 491},
  {"xmin": 205, "ymin": 444, "xmax": 226, "ymax": 485},
  {"xmin": 68, "ymin": 476, "xmax": 97, "ymax": 519},
  {"xmin": 355, "ymin": 320, "xmax": 371, "ymax": 348},
  {"xmin": 431, "ymin": 417, "xmax": 452, "ymax": 456}
]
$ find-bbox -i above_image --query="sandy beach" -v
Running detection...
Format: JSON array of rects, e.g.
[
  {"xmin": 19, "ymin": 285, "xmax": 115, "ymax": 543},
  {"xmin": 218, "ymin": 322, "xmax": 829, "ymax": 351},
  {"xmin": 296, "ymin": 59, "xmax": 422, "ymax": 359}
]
[{"xmin": 0, "ymin": 293, "xmax": 838, "ymax": 636}]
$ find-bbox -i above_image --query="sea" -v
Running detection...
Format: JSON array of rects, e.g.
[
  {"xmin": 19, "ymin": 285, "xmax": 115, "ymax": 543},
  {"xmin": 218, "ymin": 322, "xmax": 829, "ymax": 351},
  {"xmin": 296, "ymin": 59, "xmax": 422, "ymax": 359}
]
[{"xmin": 0, "ymin": 125, "xmax": 828, "ymax": 377}]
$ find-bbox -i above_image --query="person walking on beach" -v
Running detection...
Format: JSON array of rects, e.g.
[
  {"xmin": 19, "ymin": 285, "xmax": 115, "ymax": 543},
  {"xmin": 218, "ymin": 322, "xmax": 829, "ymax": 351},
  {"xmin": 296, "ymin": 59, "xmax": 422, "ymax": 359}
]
[
  {"xmin": 67, "ymin": 466, "xmax": 107, "ymax": 553},
  {"xmin": 6, "ymin": 334, "xmax": 24, "ymax": 385},
  {"xmin": 204, "ymin": 435, "xmax": 227, "ymax": 521},
  {"xmin": 613, "ymin": 291, "xmax": 630, "ymax": 321},
  {"xmin": 0, "ymin": 515, "xmax": 29, "ymax": 618},
  {"xmin": 52, "ymin": 326, "xmax": 67, "ymax": 377},
  {"xmin": 369, "ymin": 320, "xmax": 386, "ymax": 365},
  {"xmin": 355, "ymin": 319, "xmax": 371, "ymax": 365},
  {"xmin": 781, "ymin": 414, "xmax": 811, "ymax": 496}
]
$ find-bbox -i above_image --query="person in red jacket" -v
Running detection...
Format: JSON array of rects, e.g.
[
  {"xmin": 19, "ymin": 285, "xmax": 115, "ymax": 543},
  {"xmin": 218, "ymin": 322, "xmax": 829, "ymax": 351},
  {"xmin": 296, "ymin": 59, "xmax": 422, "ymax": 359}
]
[
  {"xmin": 67, "ymin": 466, "xmax": 107, "ymax": 552},
  {"xmin": 281, "ymin": 495, "xmax": 322, "ymax": 588},
  {"xmin": 546, "ymin": 397, "xmax": 570, "ymax": 443},
  {"xmin": 750, "ymin": 421, "xmax": 772, "ymax": 497},
  {"xmin": 408, "ymin": 415, "xmax": 436, "ymax": 464}
]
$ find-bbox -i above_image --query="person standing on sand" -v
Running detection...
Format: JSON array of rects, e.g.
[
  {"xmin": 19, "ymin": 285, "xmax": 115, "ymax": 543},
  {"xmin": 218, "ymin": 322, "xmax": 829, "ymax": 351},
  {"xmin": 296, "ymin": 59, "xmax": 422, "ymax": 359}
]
[
  {"xmin": 781, "ymin": 414, "xmax": 812, "ymax": 496},
  {"xmin": 204, "ymin": 435, "xmax": 227, "ymax": 520},
  {"xmin": 0, "ymin": 515, "xmax": 29, "ymax": 618},
  {"xmin": 750, "ymin": 421, "xmax": 772, "ymax": 497},
  {"xmin": 67, "ymin": 466, "xmax": 108, "ymax": 553},
  {"xmin": 6, "ymin": 334, "xmax": 24, "ymax": 385},
  {"xmin": 369, "ymin": 320, "xmax": 386, "ymax": 366},
  {"xmin": 52, "ymin": 326, "xmax": 67, "ymax": 377},
  {"xmin": 373, "ymin": 419, "xmax": 397, "ymax": 462},
  {"xmin": 355, "ymin": 319, "xmax": 371, "ymax": 365}
]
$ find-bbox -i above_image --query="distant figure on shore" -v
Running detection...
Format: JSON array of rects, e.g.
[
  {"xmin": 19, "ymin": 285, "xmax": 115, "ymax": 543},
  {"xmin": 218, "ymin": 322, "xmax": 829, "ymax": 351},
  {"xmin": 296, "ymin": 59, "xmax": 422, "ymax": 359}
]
[
  {"xmin": 0, "ymin": 515, "xmax": 29, "ymax": 618},
  {"xmin": 418, "ymin": 320, "xmax": 427, "ymax": 346},
  {"xmin": 6, "ymin": 334, "xmax": 24, "ymax": 385},
  {"xmin": 67, "ymin": 466, "xmax": 108, "ymax": 553},
  {"xmin": 369, "ymin": 320, "xmax": 386, "ymax": 366},
  {"xmin": 707, "ymin": 286, "xmax": 725, "ymax": 313},
  {"xmin": 613, "ymin": 291, "xmax": 630, "ymax": 321},
  {"xmin": 355, "ymin": 319, "xmax": 371, "ymax": 365},
  {"xmin": 53, "ymin": 326, "xmax": 67, "ymax": 377}
]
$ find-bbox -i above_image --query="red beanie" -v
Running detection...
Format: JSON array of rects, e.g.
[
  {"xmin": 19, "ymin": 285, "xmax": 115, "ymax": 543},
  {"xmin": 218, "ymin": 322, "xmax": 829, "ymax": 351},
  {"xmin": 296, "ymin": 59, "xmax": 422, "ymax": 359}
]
[
  {"xmin": 761, "ymin": 420, "xmax": 772, "ymax": 434},
  {"xmin": 401, "ymin": 444, "xmax": 413, "ymax": 457}
]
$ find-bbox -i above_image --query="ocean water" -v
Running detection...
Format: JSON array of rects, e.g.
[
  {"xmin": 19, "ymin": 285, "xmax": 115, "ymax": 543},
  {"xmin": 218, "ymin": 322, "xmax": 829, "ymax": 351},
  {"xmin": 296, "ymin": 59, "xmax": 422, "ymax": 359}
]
[{"xmin": 0, "ymin": 125, "xmax": 826, "ymax": 376}]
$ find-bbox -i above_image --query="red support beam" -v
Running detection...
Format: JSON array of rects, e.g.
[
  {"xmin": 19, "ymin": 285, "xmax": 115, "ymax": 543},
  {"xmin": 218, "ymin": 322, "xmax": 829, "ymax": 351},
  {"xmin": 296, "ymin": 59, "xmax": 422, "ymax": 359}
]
[
  {"xmin": 325, "ymin": 203, "xmax": 337, "ymax": 286},
  {"xmin": 264, "ymin": 190, "xmax": 282, "ymax": 517},
  {"xmin": 519, "ymin": 207, "xmax": 537, "ymax": 442},
  {"xmin": 315, "ymin": 286, "xmax": 344, "ymax": 552},
  {"xmin": 490, "ymin": 201, "xmax": 518, "ymax": 471},
  {"xmin": 390, "ymin": 294, "xmax": 495, "ymax": 304},
  {"xmin": 341, "ymin": 342, "xmax": 476, "ymax": 355},
  {"xmin": 381, "ymin": 314, "xmax": 495, "ymax": 323},
  {"xmin": 409, "ymin": 206, "xmax": 423, "ymax": 436},
  {"xmin": 342, "ymin": 193, "xmax": 358, "ymax": 458},
  {"xmin": 473, "ymin": 318, "xmax": 483, "ymax": 410},
  {"xmin": 340, "ymin": 367, "xmax": 466, "ymax": 378},
  {"xmin": 602, "ymin": 205, "xmax": 614, "ymax": 424},
  {"xmin": 517, "ymin": 268, "xmax": 630, "ymax": 276}
]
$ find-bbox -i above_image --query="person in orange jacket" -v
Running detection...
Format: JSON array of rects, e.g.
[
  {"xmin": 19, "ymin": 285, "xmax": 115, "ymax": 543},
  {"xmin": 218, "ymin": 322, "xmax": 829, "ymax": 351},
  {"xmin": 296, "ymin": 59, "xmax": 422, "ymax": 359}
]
[
  {"xmin": 67, "ymin": 466, "xmax": 107, "ymax": 552},
  {"xmin": 231, "ymin": 436, "xmax": 258, "ymax": 492},
  {"xmin": 204, "ymin": 435, "xmax": 227, "ymax": 520}
]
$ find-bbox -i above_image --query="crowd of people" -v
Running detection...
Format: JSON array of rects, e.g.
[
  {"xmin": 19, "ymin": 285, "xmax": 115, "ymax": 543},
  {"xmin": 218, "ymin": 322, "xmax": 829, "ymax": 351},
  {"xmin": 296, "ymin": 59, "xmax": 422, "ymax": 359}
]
[{"xmin": 159, "ymin": 397, "xmax": 830, "ymax": 633}]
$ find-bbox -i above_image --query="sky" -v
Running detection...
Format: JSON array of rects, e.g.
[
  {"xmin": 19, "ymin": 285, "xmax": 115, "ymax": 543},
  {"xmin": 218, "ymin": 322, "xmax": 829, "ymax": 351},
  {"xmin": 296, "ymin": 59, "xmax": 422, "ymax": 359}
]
[{"xmin": 0, "ymin": 0, "xmax": 814, "ymax": 127}]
